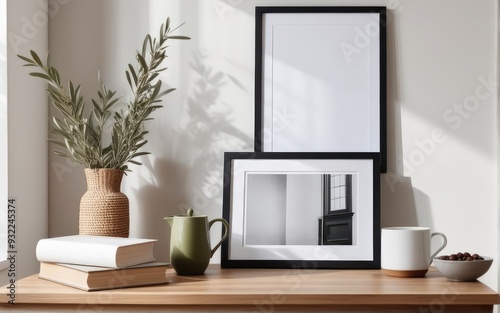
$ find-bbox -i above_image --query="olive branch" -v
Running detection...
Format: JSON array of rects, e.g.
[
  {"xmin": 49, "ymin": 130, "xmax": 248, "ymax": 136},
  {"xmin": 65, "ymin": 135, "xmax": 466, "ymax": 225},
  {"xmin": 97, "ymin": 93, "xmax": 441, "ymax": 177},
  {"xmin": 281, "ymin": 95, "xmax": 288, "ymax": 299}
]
[{"xmin": 18, "ymin": 18, "xmax": 189, "ymax": 172}]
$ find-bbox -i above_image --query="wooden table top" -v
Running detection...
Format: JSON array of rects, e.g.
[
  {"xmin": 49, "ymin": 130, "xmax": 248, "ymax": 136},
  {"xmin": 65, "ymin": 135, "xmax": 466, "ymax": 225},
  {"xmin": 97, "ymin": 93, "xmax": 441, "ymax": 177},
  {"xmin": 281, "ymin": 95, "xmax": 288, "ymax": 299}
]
[{"xmin": 4, "ymin": 266, "xmax": 499, "ymax": 307}]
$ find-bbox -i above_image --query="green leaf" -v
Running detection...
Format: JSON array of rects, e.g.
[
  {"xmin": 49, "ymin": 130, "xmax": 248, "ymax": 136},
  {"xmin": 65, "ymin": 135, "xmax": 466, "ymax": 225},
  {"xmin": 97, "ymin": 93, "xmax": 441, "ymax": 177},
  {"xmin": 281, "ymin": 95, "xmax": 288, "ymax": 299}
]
[
  {"xmin": 48, "ymin": 138, "xmax": 66, "ymax": 147},
  {"xmin": 129, "ymin": 160, "xmax": 142, "ymax": 165},
  {"xmin": 49, "ymin": 67, "xmax": 61, "ymax": 85},
  {"xmin": 106, "ymin": 89, "xmax": 117, "ymax": 101},
  {"xmin": 17, "ymin": 54, "xmax": 35, "ymax": 64},
  {"xmin": 92, "ymin": 99, "xmax": 103, "ymax": 115},
  {"xmin": 142, "ymin": 34, "xmax": 151, "ymax": 57},
  {"xmin": 130, "ymin": 151, "xmax": 150, "ymax": 158},
  {"xmin": 167, "ymin": 35, "xmax": 191, "ymax": 40},
  {"xmin": 165, "ymin": 18, "xmax": 170, "ymax": 34},
  {"xmin": 134, "ymin": 140, "xmax": 147, "ymax": 150},
  {"xmin": 158, "ymin": 88, "xmax": 175, "ymax": 98},
  {"xmin": 29, "ymin": 72, "xmax": 52, "ymax": 81},
  {"xmin": 146, "ymin": 72, "xmax": 159, "ymax": 84},
  {"xmin": 159, "ymin": 23, "xmax": 165, "ymax": 41},
  {"xmin": 104, "ymin": 97, "xmax": 120, "ymax": 111},
  {"xmin": 136, "ymin": 54, "xmax": 148, "ymax": 72},
  {"xmin": 148, "ymin": 105, "xmax": 163, "ymax": 111},
  {"xmin": 150, "ymin": 83, "xmax": 161, "ymax": 99},
  {"xmin": 147, "ymin": 35, "xmax": 153, "ymax": 52},
  {"xmin": 88, "ymin": 111, "xmax": 96, "ymax": 127},
  {"xmin": 69, "ymin": 81, "xmax": 76, "ymax": 99},
  {"xmin": 53, "ymin": 149, "xmax": 70, "ymax": 158},
  {"xmin": 30, "ymin": 50, "xmax": 43, "ymax": 67},
  {"xmin": 51, "ymin": 116, "xmax": 63, "ymax": 128},
  {"xmin": 128, "ymin": 64, "xmax": 138, "ymax": 85},
  {"xmin": 126, "ymin": 71, "xmax": 133, "ymax": 89}
]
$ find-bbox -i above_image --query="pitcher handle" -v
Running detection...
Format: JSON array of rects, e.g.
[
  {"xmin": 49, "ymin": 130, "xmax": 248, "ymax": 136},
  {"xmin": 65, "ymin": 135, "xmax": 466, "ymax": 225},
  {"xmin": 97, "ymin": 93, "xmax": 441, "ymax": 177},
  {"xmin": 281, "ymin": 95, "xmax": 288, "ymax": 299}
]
[
  {"xmin": 209, "ymin": 218, "xmax": 229, "ymax": 257},
  {"xmin": 430, "ymin": 232, "xmax": 447, "ymax": 263}
]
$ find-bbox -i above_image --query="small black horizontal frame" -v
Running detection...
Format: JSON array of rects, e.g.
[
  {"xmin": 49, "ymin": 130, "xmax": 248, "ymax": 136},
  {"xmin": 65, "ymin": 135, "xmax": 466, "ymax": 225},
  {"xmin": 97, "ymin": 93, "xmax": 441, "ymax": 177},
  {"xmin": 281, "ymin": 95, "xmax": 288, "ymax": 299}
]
[{"xmin": 221, "ymin": 152, "xmax": 380, "ymax": 269}]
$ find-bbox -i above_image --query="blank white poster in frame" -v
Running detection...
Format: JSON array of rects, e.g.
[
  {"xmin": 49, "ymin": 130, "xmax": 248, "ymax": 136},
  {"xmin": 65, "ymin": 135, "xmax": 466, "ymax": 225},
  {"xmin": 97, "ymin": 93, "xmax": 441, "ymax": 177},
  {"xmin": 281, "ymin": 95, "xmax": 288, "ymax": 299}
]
[
  {"xmin": 221, "ymin": 152, "xmax": 381, "ymax": 269},
  {"xmin": 254, "ymin": 7, "xmax": 387, "ymax": 173}
]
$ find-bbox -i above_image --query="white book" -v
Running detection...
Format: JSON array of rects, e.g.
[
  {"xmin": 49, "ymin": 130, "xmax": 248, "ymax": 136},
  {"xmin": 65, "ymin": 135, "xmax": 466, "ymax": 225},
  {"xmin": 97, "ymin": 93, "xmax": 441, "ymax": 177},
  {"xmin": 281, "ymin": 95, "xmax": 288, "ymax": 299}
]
[{"xmin": 36, "ymin": 235, "xmax": 157, "ymax": 268}]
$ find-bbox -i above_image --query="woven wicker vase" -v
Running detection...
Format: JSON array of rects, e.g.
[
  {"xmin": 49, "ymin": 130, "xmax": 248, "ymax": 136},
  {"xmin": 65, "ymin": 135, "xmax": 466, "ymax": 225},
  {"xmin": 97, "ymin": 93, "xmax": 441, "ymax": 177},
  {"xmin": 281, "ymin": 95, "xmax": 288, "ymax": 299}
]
[{"xmin": 79, "ymin": 168, "xmax": 129, "ymax": 237}]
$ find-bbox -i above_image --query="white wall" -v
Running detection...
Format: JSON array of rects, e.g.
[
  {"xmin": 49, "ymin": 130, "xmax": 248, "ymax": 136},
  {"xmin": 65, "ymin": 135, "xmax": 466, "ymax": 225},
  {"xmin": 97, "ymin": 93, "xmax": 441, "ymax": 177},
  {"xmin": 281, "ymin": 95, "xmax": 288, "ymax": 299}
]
[
  {"xmin": 246, "ymin": 174, "xmax": 323, "ymax": 246},
  {"xmin": 1, "ymin": 0, "xmax": 50, "ymax": 284},
  {"xmin": 286, "ymin": 174, "xmax": 322, "ymax": 245},
  {"xmin": 246, "ymin": 174, "xmax": 286, "ymax": 245},
  {"xmin": 379, "ymin": 1, "xmax": 498, "ymax": 289},
  {"xmin": 43, "ymin": 0, "xmax": 498, "ymax": 290}
]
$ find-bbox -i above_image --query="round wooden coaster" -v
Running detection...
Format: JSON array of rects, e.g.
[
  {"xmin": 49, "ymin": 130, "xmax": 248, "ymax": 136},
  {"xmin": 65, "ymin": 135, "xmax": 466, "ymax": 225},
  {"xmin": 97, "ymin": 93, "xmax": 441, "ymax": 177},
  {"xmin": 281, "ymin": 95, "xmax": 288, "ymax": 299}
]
[{"xmin": 382, "ymin": 269, "xmax": 428, "ymax": 278}]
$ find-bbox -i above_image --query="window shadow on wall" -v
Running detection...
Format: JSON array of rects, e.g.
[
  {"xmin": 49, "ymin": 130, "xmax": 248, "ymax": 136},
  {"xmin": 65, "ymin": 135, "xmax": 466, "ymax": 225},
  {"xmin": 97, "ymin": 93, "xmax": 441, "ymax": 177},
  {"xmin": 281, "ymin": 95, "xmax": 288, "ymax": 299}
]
[{"xmin": 382, "ymin": 9, "xmax": 431, "ymax": 229}]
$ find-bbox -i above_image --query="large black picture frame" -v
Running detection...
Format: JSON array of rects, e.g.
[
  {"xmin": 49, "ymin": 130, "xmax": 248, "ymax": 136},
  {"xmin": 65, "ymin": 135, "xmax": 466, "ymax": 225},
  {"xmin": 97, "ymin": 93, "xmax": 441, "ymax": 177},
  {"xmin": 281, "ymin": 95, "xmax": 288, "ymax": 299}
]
[
  {"xmin": 254, "ymin": 6, "xmax": 387, "ymax": 173},
  {"xmin": 221, "ymin": 152, "xmax": 381, "ymax": 269}
]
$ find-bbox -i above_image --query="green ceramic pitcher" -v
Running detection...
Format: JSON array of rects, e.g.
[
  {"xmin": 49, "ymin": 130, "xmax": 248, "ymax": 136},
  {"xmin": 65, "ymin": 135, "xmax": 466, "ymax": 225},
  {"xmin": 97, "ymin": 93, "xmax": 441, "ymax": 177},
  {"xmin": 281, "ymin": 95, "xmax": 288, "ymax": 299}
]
[{"xmin": 164, "ymin": 208, "xmax": 229, "ymax": 275}]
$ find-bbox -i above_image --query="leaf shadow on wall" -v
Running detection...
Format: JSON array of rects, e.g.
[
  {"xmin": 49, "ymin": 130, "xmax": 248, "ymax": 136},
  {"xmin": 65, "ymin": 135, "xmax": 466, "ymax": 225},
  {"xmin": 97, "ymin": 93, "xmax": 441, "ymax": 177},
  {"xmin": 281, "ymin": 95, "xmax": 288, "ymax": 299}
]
[
  {"xmin": 172, "ymin": 51, "xmax": 253, "ymax": 212},
  {"xmin": 128, "ymin": 51, "xmax": 252, "ymax": 261}
]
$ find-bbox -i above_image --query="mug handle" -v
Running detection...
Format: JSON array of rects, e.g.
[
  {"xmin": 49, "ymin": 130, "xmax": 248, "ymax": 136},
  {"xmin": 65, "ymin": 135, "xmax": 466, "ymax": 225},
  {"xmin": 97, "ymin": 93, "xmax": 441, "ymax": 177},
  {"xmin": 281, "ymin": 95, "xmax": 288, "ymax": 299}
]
[
  {"xmin": 209, "ymin": 218, "xmax": 229, "ymax": 257},
  {"xmin": 430, "ymin": 232, "xmax": 447, "ymax": 263}
]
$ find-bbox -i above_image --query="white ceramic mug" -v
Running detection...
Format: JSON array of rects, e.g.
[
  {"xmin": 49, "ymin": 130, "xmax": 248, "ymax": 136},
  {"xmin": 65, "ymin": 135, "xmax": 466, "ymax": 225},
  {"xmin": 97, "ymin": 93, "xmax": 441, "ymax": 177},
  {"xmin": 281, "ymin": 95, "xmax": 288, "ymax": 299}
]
[{"xmin": 381, "ymin": 227, "xmax": 447, "ymax": 277}]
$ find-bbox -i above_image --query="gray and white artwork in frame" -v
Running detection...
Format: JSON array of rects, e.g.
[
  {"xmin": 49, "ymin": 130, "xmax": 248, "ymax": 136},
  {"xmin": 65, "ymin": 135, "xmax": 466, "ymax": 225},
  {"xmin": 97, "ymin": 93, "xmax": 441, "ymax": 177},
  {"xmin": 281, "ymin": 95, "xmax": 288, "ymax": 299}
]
[{"xmin": 221, "ymin": 152, "xmax": 381, "ymax": 269}]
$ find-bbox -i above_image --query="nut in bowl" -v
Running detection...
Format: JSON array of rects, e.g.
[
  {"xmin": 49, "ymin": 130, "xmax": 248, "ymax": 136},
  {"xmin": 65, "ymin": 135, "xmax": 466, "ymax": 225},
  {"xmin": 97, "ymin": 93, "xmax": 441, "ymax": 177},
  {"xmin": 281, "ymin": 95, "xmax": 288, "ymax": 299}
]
[{"xmin": 433, "ymin": 253, "xmax": 493, "ymax": 281}]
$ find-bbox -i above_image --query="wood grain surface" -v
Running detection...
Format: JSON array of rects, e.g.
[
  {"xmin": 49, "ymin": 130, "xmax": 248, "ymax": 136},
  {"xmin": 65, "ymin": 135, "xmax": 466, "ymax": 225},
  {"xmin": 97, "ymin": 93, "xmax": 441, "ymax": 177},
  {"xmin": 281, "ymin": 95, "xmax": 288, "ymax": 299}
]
[{"xmin": 1, "ymin": 265, "xmax": 498, "ymax": 312}]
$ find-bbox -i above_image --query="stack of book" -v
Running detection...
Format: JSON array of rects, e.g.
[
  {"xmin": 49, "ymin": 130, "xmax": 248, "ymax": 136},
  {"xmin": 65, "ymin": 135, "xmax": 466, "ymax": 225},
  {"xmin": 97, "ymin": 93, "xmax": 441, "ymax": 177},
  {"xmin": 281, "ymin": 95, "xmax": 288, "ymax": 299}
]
[{"xmin": 35, "ymin": 235, "xmax": 170, "ymax": 291}]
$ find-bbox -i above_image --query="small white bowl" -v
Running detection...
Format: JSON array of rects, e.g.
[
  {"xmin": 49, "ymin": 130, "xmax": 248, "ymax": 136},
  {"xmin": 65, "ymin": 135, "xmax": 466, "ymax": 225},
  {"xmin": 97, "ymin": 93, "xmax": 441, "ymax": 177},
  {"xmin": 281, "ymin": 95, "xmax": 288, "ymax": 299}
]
[{"xmin": 433, "ymin": 256, "xmax": 493, "ymax": 281}]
